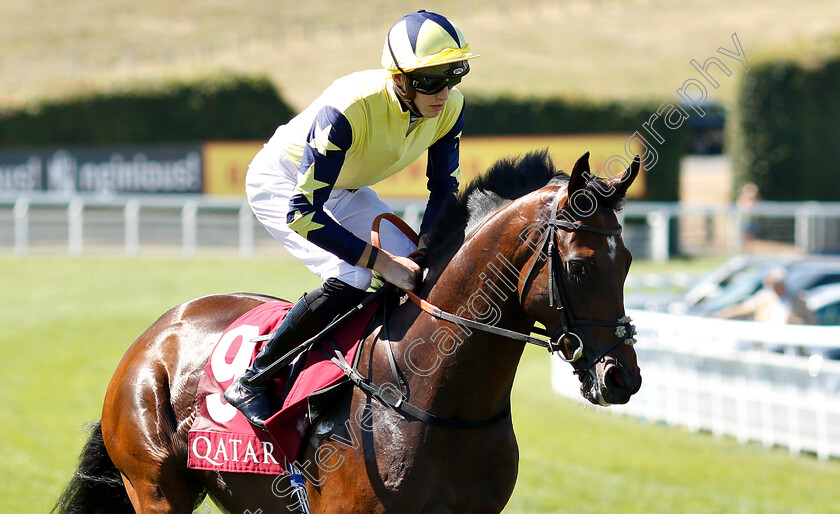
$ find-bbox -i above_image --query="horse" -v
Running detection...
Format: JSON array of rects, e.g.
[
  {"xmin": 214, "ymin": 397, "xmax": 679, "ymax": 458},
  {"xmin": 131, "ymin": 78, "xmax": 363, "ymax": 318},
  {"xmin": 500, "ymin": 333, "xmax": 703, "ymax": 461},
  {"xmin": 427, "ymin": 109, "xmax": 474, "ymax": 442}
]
[{"xmin": 55, "ymin": 150, "xmax": 642, "ymax": 513}]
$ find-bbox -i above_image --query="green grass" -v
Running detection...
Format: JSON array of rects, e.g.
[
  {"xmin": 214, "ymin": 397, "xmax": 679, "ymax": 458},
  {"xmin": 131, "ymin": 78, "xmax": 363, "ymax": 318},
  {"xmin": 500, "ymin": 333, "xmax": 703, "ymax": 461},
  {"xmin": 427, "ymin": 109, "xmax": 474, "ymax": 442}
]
[
  {"xmin": 625, "ymin": 254, "xmax": 728, "ymax": 276},
  {"xmin": 510, "ymin": 350, "xmax": 840, "ymax": 513},
  {"xmin": 2, "ymin": 255, "xmax": 839, "ymax": 513},
  {"xmin": 3, "ymin": 0, "xmax": 839, "ymax": 111}
]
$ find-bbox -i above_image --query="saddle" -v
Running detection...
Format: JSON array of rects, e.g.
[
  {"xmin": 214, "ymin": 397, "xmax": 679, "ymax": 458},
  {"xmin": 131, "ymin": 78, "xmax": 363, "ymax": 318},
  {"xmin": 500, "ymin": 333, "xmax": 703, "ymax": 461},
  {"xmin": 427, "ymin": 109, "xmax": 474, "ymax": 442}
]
[{"xmin": 188, "ymin": 298, "xmax": 380, "ymax": 474}]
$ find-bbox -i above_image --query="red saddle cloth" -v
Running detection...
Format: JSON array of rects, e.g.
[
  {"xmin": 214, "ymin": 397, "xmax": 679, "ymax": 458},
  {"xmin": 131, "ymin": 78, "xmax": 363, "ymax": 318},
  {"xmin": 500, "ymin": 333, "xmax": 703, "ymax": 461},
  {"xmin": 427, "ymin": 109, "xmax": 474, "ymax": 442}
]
[{"xmin": 188, "ymin": 299, "xmax": 377, "ymax": 475}]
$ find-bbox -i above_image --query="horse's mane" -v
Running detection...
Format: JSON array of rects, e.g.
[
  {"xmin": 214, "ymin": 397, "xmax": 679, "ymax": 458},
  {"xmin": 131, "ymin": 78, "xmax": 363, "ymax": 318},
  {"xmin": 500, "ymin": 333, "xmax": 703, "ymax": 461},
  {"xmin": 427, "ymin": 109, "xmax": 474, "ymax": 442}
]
[{"xmin": 423, "ymin": 150, "xmax": 626, "ymax": 284}]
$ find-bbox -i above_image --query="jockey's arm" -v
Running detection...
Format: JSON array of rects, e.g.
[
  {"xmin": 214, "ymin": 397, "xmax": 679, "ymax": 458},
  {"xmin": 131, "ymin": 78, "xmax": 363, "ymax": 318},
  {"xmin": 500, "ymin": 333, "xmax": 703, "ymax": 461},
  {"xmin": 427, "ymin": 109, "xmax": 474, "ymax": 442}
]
[
  {"xmin": 287, "ymin": 107, "xmax": 422, "ymax": 290},
  {"xmin": 286, "ymin": 109, "xmax": 368, "ymax": 267},
  {"xmin": 418, "ymin": 105, "xmax": 463, "ymax": 248}
]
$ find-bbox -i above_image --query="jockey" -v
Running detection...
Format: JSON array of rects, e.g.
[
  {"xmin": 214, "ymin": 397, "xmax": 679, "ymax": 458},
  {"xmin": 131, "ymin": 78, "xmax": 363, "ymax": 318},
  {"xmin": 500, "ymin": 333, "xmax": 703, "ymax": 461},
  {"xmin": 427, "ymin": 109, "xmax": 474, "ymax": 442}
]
[{"xmin": 225, "ymin": 10, "xmax": 479, "ymax": 428}]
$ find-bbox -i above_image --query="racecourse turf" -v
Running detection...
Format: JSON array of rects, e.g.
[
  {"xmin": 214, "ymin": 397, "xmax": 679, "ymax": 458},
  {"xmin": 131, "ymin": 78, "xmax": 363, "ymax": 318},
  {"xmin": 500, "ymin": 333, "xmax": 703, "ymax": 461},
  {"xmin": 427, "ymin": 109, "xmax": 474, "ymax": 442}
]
[{"xmin": 2, "ymin": 255, "xmax": 839, "ymax": 513}]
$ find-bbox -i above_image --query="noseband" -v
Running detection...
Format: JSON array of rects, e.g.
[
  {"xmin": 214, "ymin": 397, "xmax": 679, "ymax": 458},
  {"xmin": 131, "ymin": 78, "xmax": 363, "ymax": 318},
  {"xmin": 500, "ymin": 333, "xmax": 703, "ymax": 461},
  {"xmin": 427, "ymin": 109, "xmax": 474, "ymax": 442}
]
[{"xmin": 519, "ymin": 188, "xmax": 637, "ymax": 376}]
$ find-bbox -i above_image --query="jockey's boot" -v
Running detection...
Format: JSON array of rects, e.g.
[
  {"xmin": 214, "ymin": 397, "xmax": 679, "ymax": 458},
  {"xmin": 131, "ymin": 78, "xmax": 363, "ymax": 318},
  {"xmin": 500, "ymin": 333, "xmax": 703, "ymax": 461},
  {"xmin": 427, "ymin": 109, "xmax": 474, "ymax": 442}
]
[
  {"xmin": 224, "ymin": 278, "xmax": 367, "ymax": 428},
  {"xmin": 224, "ymin": 294, "xmax": 322, "ymax": 428}
]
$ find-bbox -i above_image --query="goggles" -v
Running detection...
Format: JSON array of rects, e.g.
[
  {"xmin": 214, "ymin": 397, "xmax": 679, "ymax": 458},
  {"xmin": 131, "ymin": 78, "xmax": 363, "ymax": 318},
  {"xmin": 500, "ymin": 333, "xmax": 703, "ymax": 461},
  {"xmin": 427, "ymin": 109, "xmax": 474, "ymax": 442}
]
[
  {"xmin": 386, "ymin": 32, "xmax": 471, "ymax": 95},
  {"xmin": 406, "ymin": 73, "xmax": 463, "ymax": 95}
]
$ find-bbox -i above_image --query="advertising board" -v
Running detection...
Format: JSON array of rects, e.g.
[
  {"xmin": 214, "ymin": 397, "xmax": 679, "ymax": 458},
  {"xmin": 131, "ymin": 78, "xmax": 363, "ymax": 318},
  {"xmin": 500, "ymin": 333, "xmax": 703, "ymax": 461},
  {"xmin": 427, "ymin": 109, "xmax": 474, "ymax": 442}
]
[{"xmin": 201, "ymin": 134, "xmax": 645, "ymax": 199}]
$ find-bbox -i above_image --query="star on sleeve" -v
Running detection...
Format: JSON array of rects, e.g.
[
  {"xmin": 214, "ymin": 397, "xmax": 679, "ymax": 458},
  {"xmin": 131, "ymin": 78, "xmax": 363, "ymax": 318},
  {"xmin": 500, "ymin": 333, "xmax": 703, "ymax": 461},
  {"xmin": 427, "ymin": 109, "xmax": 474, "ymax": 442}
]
[
  {"xmin": 309, "ymin": 123, "xmax": 342, "ymax": 156},
  {"xmin": 295, "ymin": 162, "xmax": 331, "ymax": 204},
  {"xmin": 287, "ymin": 211, "xmax": 325, "ymax": 240}
]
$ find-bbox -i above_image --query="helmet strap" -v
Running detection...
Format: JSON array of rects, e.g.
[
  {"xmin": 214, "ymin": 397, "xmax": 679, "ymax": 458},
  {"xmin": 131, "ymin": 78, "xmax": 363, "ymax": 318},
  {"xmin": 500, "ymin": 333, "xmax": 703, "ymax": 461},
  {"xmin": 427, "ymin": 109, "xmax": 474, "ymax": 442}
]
[
  {"xmin": 393, "ymin": 75, "xmax": 422, "ymax": 117},
  {"xmin": 385, "ymin": 22, "xmax": 435, "ymax": 118}
]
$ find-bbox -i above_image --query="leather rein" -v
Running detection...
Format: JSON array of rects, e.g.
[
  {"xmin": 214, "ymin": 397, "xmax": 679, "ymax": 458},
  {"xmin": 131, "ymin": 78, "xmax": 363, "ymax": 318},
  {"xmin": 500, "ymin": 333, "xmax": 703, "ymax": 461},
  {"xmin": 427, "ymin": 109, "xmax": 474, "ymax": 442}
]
[{"xmin": 325, "ymin": 189, "xmax": 636, "ymax": 429}]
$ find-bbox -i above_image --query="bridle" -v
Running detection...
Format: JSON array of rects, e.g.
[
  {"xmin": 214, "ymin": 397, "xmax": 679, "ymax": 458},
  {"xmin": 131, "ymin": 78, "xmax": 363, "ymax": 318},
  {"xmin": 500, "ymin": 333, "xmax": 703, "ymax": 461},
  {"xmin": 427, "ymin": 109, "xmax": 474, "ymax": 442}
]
[
  {"xmin": 400, "ymin": 187, "xmax": 636, "ymax": 378},
  {"xmin": 517, "ymin": 187, "xmax": 637, "ymax": 376}
]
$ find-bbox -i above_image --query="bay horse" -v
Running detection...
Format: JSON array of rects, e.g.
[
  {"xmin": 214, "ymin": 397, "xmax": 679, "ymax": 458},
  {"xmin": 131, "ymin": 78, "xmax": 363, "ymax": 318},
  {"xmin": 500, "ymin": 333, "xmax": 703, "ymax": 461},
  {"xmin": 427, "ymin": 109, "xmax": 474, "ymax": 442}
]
[{"xmin": 55, "ymin": 151, "xmax": 641, "ymax": 513}]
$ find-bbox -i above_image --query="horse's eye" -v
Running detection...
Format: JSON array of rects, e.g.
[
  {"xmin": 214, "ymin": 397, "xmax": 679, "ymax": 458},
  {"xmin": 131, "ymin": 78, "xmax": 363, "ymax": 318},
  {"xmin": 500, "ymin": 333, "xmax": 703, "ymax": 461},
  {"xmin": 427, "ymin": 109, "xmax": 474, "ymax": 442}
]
[{"xmin": 568, "ymin": 260, "xmax": 587, "ymax": 277}]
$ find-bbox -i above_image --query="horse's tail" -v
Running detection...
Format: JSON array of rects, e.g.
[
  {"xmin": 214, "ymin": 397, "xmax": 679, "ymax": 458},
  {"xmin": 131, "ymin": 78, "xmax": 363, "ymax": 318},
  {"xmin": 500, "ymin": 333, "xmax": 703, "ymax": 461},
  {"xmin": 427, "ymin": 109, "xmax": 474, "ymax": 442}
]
[{"xmin": 52, "ymin": 420, "xmax": 134, "ymax": 514}]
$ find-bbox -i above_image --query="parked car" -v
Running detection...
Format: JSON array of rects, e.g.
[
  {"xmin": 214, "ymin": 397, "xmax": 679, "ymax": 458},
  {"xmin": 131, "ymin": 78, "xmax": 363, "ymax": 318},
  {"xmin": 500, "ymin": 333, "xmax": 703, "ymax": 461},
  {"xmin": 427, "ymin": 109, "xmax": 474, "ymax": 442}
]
[
  {"xmin": 665, "ymin": 254, "xmax": 840, "ymax": 316},
  {"xmin": 805, "ymin": 283, "xmax": 840, "ymax": 326}
]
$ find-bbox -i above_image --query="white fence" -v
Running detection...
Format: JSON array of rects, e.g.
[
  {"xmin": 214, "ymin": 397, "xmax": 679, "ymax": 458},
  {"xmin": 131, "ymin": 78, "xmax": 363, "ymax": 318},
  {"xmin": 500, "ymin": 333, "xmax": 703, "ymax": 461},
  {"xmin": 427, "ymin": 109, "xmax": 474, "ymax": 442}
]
[
  {"xmin": 2, "ymin": 195, "xmax": 256, "ymax": 258},
  {"xmin": 621, "ymin": 201, "xmax": 840, "ymax": 261},
  {"xmin": 0, "ymin": 195, "xmax": 427, "ymax": 258},
  {"xmin": 551, "ymin": 309, "xmax": 840, "ymax": 460},
  {"xmin": 2, "ymin": 194, "xmax": 839, "ymax": 260}
]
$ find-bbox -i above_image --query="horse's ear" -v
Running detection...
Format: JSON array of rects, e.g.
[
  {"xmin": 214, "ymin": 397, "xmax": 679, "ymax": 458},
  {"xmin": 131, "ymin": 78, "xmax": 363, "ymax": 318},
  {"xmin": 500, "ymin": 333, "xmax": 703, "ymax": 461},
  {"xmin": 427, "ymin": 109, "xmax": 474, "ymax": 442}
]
[
  {"xmin": 569, "ymin": 152, "xmax": 590, "ymax": 194},
  {"xmin": 608, "ymin": 155, "xmax": 640, "ymax": 199}
]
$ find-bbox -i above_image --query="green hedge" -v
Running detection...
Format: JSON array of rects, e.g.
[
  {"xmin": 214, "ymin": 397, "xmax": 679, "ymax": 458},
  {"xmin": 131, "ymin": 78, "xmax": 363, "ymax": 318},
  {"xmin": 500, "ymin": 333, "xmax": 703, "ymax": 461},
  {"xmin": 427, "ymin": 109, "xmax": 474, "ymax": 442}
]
[
  {"xmin": 0, "ymin": 78, "xmax": 685, "ymax": 201},
  {"xmin": 731, "ymin": 55, "xmax": 840, "ymax": 201},
  {"xmin": 0, "ymin": 75, "xmax": 294, "ymax": 146},
  {"xmin": 466, "ymin": 96, "xmax": 687, "ymax": 201}
]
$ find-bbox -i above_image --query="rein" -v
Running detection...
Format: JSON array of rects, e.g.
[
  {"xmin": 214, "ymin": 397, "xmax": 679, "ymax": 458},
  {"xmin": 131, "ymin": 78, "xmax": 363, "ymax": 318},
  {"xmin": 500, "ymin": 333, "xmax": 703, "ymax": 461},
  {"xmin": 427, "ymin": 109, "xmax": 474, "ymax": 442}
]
[
  {"xmin": 328, "ymin": 185, "xmax": 639, "ymax": 430},
  {"xmin": 326, "ymin": 214, "xmax": 510, "ymax": 430},
  {"xmin": 321, "ymin": 294, "xmax": 511, "ymax": 430}
]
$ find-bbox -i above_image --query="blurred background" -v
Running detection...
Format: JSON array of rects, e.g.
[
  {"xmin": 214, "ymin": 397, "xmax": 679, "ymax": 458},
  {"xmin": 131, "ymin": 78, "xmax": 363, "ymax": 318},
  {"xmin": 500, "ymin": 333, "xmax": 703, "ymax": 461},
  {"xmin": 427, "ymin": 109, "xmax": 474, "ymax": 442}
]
[
  {"xmin": 3, "ymin": 0, "xmax": 840, "ymax": 258},
  {"xmin": 2, "ymin": 1, "xmax": 840, "ymax": 512}
]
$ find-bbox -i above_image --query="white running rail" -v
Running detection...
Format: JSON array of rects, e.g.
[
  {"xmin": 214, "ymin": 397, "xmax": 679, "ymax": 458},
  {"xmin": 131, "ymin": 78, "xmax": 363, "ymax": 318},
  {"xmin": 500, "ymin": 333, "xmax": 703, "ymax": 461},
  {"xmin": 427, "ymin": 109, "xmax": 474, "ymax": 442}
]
[{"xmin": 551, "ymin": 309, "xmax": 840, "ymax": 460}]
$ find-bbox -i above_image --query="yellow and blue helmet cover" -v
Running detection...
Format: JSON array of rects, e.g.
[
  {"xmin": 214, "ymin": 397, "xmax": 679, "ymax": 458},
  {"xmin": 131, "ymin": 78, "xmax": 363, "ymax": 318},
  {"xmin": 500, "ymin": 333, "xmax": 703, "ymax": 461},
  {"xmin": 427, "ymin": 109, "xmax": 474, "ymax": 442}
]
[{"xmin": 382, "ymin": 10, "xmax": 479, "ymax": 74}]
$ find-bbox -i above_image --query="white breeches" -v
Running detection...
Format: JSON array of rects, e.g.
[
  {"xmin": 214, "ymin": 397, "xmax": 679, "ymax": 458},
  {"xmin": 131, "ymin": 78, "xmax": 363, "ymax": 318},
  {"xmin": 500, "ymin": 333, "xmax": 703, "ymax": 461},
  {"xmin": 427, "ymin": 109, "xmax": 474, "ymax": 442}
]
[{"xmin": 246, "ymin": 158, "xmax": 417, "ymax": 290}]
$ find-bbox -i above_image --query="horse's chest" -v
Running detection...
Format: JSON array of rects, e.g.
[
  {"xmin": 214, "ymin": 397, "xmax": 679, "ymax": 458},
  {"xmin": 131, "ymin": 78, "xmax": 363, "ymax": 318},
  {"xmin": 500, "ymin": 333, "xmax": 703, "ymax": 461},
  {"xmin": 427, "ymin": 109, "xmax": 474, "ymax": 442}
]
[
  {"xmin": 306, "ymin": 384, "xmax": 519, "ymax": 512},
  {"xmin": 368, "ymin": 416, "xmax": 519, "ymax": 509}
]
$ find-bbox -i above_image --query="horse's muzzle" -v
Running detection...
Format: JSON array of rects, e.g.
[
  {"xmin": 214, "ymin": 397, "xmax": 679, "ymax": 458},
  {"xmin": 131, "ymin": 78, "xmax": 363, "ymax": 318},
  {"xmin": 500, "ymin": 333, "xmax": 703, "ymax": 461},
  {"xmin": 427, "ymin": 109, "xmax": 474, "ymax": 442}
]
[{"xmin": 581, "ymin": 361, "xmax": 641, "ymax": 406}]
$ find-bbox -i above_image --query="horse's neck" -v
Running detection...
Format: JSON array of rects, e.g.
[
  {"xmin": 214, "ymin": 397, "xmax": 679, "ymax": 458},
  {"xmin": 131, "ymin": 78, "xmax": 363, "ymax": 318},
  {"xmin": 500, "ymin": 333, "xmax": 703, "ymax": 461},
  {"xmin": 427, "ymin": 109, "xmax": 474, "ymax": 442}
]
[{"xmin": 392, "ymin": 212, "xmax": 533, "ymax": 421}]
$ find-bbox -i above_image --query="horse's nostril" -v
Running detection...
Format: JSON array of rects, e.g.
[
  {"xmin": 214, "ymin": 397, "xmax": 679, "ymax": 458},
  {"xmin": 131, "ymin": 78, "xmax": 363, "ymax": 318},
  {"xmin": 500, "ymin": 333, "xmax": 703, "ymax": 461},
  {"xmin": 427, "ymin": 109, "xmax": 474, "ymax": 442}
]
[
  {"xmin": 605, "ymin": 365, "xmax": 626, "ymax": 391},
  {"xmin": 612, "ymin": 367, "xmax": 625, "ymax": 388}
]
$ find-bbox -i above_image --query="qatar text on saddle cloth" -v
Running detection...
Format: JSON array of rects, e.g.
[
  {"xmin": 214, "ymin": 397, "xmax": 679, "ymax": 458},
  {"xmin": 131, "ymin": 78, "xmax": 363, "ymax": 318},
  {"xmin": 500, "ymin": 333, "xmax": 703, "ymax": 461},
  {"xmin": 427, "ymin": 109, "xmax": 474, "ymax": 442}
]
[{"xmin": 187, "ymin": 299, "xmax": 376, "ymax": 474}]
